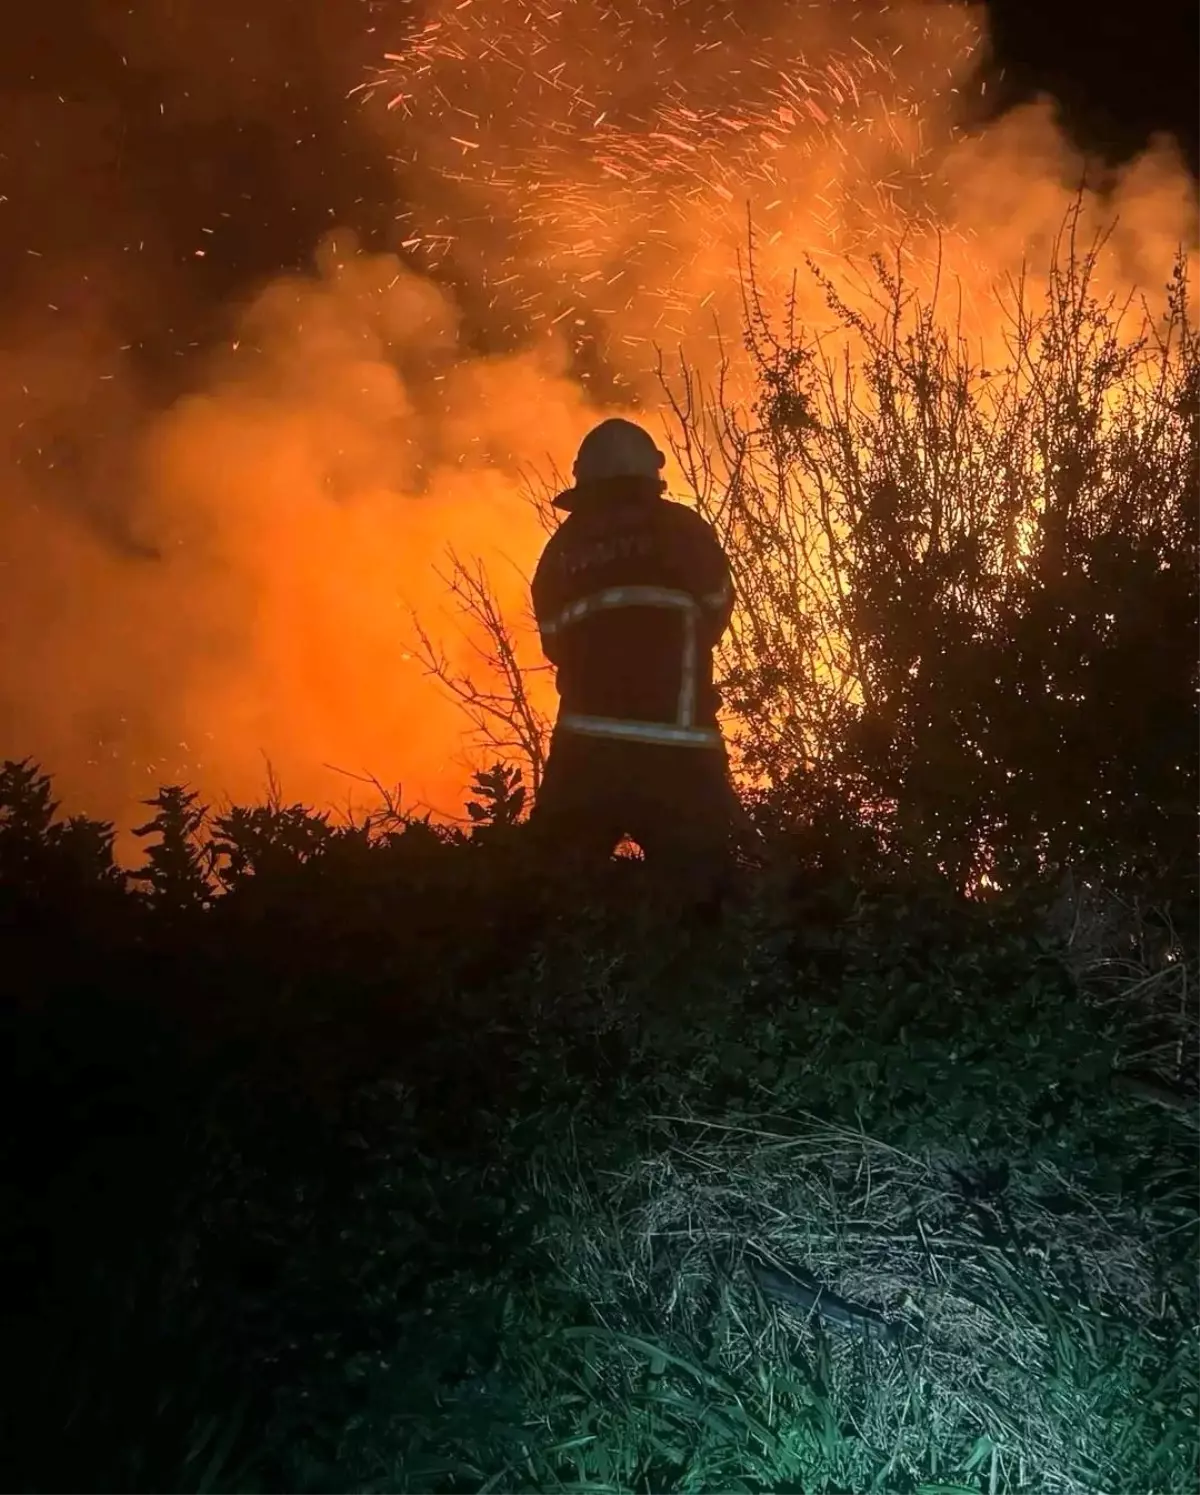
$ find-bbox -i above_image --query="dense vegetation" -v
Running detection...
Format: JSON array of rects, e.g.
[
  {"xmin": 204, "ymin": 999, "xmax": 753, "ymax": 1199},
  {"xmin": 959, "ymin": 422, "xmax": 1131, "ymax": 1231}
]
[{"xmin": 1, "ymin": 228, "xmax": 1196, "ymax": 1493}]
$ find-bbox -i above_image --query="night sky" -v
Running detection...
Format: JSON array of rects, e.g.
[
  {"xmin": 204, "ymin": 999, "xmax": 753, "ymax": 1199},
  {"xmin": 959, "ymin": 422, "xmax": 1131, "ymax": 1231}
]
[{"xmin": 982, "ymin": 0, "xmax": 1198, "ymax": 174}]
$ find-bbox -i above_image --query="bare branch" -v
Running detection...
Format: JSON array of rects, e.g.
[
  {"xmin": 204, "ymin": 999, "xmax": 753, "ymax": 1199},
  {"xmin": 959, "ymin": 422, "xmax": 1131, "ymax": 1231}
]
[{"xmin": 407, "ymin": 549, "xmax": 551, "ymax": 794}]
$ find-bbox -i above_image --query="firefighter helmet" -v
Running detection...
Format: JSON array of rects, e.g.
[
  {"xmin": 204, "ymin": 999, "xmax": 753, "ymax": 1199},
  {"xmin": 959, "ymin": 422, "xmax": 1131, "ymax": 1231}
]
[{"xmin": 554, "ymin": 417, "xmax": 665, "ymax": 509}]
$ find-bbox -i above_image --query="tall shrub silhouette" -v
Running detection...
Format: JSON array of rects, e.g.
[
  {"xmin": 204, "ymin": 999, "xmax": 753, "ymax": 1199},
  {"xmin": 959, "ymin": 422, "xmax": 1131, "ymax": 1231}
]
[
  {"xmin": 466, "ymin": 763, "xmax": 527, "ymax": 836},
  {"xmin": 0, "ymin": 758, "xmax": 126, "ymax": 919},
  {"xmin": 131, "ymin": 786, "xmax": 212, "ymax": 914},
  {"xmin": 664, "ymin": 214, "xmax": 1197, "ymax": 892},
  {"xmin": 209, "ymin": 800, "xmax": 338, "ymax": 893}
]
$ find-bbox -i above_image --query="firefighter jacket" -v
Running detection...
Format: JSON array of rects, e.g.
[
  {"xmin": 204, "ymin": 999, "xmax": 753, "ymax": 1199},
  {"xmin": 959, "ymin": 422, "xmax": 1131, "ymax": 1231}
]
[{"xmin": 531, "ymin": 486, "xmax": 735, "ymax": 748}]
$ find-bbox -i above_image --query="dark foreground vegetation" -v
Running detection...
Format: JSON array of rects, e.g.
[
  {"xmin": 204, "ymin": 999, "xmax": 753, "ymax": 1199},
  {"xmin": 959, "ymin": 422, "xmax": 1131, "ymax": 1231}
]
[
  {"xmin": 2, "ymin": 225, "xmax": 1196, "ymax": 1493},
  {"xmin": 0, "ymin": 764, "xmax": 1196, "ymax": 1494}
]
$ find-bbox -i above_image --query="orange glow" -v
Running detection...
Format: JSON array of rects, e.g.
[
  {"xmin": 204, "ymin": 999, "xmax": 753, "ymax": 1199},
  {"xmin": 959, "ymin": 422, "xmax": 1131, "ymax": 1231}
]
[{"xmin": 0, "ymin": 1, "xmax": 1195, "ymax": 861}]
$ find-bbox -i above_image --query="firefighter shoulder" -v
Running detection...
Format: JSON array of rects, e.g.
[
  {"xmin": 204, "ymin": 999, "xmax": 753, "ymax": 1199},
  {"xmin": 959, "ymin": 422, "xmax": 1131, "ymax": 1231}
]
[{"xmin": 532, "ymin": 422, "xmax": 733, "ymax": 749}]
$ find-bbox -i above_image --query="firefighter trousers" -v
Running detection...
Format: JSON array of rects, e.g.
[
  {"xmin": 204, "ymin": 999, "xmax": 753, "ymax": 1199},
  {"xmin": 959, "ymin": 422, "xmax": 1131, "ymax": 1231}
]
[{"xmin": 526, "ymin": 726, "xmax": 747, "ymax": 905}]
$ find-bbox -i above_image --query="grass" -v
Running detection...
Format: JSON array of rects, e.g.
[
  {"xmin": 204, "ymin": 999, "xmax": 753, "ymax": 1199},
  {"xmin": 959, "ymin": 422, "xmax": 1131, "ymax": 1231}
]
[{"xmin": 2, "ymin": 857, "xmax": 1194, "ymax": 1495}]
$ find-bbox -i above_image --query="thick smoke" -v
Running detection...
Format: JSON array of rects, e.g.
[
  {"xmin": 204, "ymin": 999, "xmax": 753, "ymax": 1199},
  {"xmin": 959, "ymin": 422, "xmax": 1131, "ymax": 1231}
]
[
  {"xmin": 1, "ymin": 224, "xmax": 589, "ymax": 845},
  {"xmin": 1, "ymin": 0, "xmax": 1195, "ymax": 855},
  {"xmin": 1, "ymin": 2, "xmax": 591, "ymax": 847}
]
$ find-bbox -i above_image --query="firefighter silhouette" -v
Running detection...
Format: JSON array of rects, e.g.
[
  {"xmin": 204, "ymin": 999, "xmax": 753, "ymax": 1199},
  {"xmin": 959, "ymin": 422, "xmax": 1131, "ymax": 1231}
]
[{"xmin": 529, "ymin": 418, "xmax": 746, "ymax": 897}]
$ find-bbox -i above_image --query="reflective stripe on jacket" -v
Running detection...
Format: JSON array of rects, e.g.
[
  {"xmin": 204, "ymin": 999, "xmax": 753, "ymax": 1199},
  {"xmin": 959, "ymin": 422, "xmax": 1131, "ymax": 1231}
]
[
  {"xmin": 531, "ymin": 488, "xmax": 734, "ymax": 749},
  {"xmin": 540, "ymin": 585, "xmax": 722, "ymax": 747}
]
